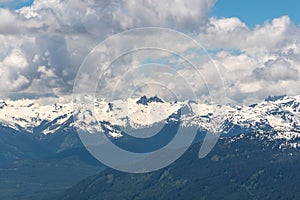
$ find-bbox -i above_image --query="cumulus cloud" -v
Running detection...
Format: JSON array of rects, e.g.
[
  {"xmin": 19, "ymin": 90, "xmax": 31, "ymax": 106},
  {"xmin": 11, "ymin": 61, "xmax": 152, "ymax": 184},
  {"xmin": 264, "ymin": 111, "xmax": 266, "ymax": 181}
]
[
  {"xmin": 113, "ymin": 0, "xmax": 216, "ymax": 32},
  {"xmin": 0, "ymin": 0, "xmax": 112, "ymax": 93},
  {"xmin": 0, "ymin": 48, "xmax": 31, "ymax": 91},
  {"xmin": 209, "ymin": 45, "xmax": 300, "ymax": 104},
  {"xmin": 199, "ymin": 16, "xmax": 297, "ymax": 54},
  {"xmin": 0, "ymin": 0, "xmax": 300, "ymax": 104},
  {"xmin": 253, "ymin": 59, "xmax": 299, "ymax": 82},
  {"xmin": 194, "ymin": 15, "xmax": 300, "ymax": 104},
  {"xmin": 0, "ymin": 0, "xmax": 215, "ymax": 95}
]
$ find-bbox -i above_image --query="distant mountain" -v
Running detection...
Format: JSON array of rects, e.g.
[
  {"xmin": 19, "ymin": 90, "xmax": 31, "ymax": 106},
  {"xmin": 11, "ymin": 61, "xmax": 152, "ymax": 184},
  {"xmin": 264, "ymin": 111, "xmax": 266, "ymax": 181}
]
[
  {"xmin": 1, "ymin": 95, "xmax": 300, "ymax": 161},
  {"xmin": 2, "ymin": 94, "xmax": 300, "ymax": 161},
  {"xmin": 79, "ymin": 95, "xmax": 300, "ymax": 150},
  {"xmin": 2, "ymin": 95, "xmax": 300, "ymax": 144},
  {"xmin": 1, "ymin": 95, "xmax": 300, "ymax": 199},
  {"xmin": 136, "ymin": 95, "xmax": 164, "ymax": 105}
]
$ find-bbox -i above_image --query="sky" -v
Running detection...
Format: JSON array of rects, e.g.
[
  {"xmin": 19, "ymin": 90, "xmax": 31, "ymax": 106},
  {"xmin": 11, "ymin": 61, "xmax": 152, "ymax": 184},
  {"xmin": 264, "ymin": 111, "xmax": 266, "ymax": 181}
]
[
  {"xmin": 212, "ymin": 0, "xmax": 300, "ymax": 27},
  {"xmin": 0, "ymin": 0, "xmax": 33, "ymax": 9},
  {"xmin": 0, "ymin": 0, "xmax": 300, "ymax": 105}
]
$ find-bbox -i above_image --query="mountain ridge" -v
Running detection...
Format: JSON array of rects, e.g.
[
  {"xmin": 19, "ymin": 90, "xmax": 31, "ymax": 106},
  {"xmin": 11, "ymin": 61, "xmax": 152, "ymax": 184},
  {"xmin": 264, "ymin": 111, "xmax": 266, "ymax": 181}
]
[{"xmin": 1, "ymin": 95, "xmax": 300, "ymax": 150}]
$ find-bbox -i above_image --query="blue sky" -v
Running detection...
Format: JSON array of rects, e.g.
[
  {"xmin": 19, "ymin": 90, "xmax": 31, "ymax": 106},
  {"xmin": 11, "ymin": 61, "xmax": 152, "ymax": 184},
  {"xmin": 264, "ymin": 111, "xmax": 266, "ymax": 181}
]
[
  {"xmin": 0, "ymin": 0, "xmax": 33, "ymax": 9},
  {"xmin": 212, "ymin": 0, "xmax": 300, "ymax": 27}
]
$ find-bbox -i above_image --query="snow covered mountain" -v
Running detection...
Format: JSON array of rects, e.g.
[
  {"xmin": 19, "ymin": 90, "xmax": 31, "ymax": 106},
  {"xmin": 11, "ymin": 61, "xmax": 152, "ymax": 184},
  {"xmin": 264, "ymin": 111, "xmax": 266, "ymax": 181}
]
[
  {"xmin": 1, "ymin": 95, "xmax": 300, "ymax": 149},
  {"xmin": 0, "ymin": 98, "xmax": 73, "ymax": 134}
]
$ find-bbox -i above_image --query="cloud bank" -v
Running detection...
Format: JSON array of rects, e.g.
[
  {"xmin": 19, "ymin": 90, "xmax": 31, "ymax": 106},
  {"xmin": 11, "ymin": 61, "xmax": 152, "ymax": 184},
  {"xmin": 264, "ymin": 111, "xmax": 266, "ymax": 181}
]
[{"xmin": 0, "ymin": 0, "xmax": 300, "ymax": 104}]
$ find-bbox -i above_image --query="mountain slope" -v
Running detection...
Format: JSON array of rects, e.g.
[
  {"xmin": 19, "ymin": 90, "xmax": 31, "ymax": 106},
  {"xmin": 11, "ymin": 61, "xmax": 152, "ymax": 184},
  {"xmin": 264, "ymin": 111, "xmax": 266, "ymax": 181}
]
[
  {"xmin": 61, "ymin": 133, "xmax": 300, "ymax": 200},
  {"xmin": 0, "ymin": 125, "xmax": 104, "ymax": 200},
  {"xmin": 0, "ymin": 109, "xmax": 104, "ymax": 200}
]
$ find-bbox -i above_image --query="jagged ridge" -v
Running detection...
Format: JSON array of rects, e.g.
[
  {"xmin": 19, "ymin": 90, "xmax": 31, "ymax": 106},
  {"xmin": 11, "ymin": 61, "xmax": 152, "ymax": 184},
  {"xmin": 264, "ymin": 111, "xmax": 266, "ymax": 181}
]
[{"xmin": 1, "ymin": 95, "xmax": 300, "ymax": 149}]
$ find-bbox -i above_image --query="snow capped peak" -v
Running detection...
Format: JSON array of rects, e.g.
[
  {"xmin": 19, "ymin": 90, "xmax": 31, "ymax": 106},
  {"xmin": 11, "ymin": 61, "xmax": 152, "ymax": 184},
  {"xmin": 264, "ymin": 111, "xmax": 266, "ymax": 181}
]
[
  {"xmin": 265, "ymin": 94, "xmax": 287, "ymax": 102},
  {"xmin": 1, "ymin": 95, "xmax": 300, "ymax": 149},
  {"xmin": 136, "ymin": 95, "xmax": 164, "ymax": 105},
  {"xmin": 93, "ymin": 96, "xmax": 183, "ymax": 128},
  {"xmin": 0, "ymin": 98, "xmax": 73, "ymax": 134},
  {"xmin": 0, "ymin": 101, "xmax": 7, "ymax": 109}
]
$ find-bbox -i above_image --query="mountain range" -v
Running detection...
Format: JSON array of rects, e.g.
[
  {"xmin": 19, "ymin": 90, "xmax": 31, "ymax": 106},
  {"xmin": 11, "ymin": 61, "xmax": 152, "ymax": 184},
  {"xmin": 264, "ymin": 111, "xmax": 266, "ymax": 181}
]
[
  {"xmin": 1, "ymin": 94, "xmax": 300, "ymax": 148},
  {"xmin": 1, "ymin": 94, "xmax": 300, "ymax": 199}
]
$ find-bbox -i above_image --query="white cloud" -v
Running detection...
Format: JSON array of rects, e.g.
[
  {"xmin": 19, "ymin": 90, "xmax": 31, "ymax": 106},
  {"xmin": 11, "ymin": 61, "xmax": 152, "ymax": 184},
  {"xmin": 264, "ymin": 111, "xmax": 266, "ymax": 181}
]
[
  {"xmin": 194, "ymin": 15, "xmax": 300, "ymax": 104},
  {"xmin": 199, "ymin": 16, "xmax": 296, "ymax": 54},
  {"xmin": 1, "ymin": 0, "xmax": 216, "ymax": 95},
  {"xmin": 0, "ymin": 48, "xmax": 30, "ymax": 91},
  {"xmin": 253, "ymin": 58, "xmax": 299, "ymax": 82},
  {"xmin": 113, "ymin": 0, "xmax": 216, "ymax": 32},
  {"xmin": 0, "ymin": 0, "xmax": 300, "ymax": 104}
]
